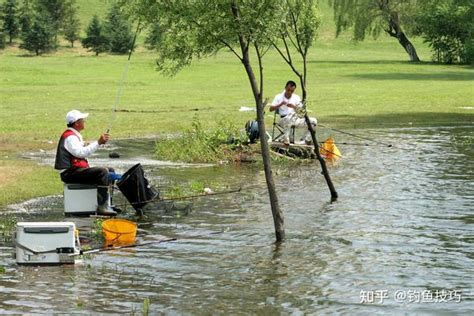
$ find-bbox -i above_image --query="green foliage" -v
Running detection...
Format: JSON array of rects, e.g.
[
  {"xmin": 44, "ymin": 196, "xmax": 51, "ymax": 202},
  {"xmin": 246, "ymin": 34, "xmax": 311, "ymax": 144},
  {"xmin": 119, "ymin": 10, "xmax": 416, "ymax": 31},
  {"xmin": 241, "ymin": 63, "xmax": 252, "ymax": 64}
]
[
  {"xmin": 0, "ymin": 29, "xmax": 5, "ymax": 48},
  {"xmin": 283, "ymin": 0, "xmax": 321, "ymax": 54},
  {"xmin": 63, "ymin": 0, "xmax": 81, "ymax": 47},
  {"xmin": 329, "ymin": 0, "xmax": 420, "ymax": 61},
  {"xmin": 82, "ymin": 15, "xmax": 108, "ymax": 55},
  {"xmin": 89, "ymin": 218, "xmax": 104, "ymax": 242},
  {"xmin": 35, "ymin": 0, "xmax": 72, "ymax": 40},
  {"xmin": 0, "ymin": 215, "xmax": 16, "ymax": 242},
  {"xmin": 18, "ymin": 0, "xmax": 33, "ymax": 36},
  {"xmin": 415, "ymin": 0, "xmax": 474, "ymax": 64},
  {"xmin": 121, "ymin": 0, "xmax": 285, "ymax": 76},
  {"xmin": 103, "ymin": 2, "xmax": 133, "ymax": 54},
  {"xmin": 2, "ymin": 0, "xmax": 20, "ymax": 44},
  {"xmin": 155, "ymin": 117, "xmax": 243, "ymax": 163},
  {"xmin": 144, "ymin": 23, "xmax": 161, "ymax": 50},
  {"xmin": 142, "ymin": 298, "xmax": 150, "ymax": 316},
  {"xmin": 19, "ymin": 12, "xmax": 56, "ymax": 55}
]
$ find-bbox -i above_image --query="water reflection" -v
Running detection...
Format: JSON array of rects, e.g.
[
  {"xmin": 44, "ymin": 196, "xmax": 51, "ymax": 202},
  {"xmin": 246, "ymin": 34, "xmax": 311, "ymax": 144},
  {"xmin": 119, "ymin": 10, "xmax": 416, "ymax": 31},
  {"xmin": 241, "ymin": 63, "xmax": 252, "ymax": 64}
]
[{"xmin": 1, "ymin": 125, "xmax": 473, "ymax": 314}]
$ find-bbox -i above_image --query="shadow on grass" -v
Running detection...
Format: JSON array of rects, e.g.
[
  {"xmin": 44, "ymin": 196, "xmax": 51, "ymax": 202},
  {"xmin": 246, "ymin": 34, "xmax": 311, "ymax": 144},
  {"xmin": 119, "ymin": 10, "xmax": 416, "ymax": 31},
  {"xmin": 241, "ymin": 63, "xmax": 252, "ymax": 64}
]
[
  {"xmin": 347, "ymin": 72, "xmax": 474, "ymax": 81},
  {"xmin": 308, "ymin": 60, "xmax": 411, "ymax": 65},
  {"xmin": 309, "ymin": 60, "xmax": 473, "ymax": 69},
  {"xmin": 322, "ymin": 112, "xmax": 474, "ymax": 128}
]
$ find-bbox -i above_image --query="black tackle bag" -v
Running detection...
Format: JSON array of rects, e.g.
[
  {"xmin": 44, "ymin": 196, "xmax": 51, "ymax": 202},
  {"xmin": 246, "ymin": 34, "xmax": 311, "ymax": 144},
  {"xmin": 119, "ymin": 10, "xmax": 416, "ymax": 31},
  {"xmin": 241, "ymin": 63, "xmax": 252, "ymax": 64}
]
[
  {"xmin": 245, "ymin": 120, "xmax": 259, "ymax": 143},
  {"xmin": 117, "ymin": 163, "xmax": 159, "ymax": 212}
]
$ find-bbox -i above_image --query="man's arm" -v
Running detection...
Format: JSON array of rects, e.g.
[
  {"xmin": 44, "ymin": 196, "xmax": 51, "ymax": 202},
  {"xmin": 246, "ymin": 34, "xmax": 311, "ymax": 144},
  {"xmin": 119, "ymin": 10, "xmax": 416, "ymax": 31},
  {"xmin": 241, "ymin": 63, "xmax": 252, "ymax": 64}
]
[
  {"xmin": 64, "ymin": 133, "xmax": 108, "ymax": 158},
  {"xmin": 269, "ymin": 96, "xmax": 286, "ymax": 112}
]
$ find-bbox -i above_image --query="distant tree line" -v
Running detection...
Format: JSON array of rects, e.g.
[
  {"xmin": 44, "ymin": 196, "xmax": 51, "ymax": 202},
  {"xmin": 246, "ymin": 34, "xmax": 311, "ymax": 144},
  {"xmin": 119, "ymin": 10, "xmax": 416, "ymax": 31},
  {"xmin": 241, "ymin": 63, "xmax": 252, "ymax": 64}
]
[
  {"xmin": 0, "ymin": 0, "xmax": 141, "ymax": 56},
  {"xmin": 0, "ymin": 0, "xmax": 472, "ymax": 64}
]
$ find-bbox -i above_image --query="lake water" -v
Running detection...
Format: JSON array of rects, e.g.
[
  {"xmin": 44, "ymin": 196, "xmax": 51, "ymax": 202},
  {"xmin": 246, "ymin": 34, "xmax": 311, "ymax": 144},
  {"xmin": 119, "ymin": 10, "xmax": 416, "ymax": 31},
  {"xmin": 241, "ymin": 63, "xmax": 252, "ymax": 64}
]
[{"xmin": 0, "ymin": 125, "xmax": 473, "ymax": 314}]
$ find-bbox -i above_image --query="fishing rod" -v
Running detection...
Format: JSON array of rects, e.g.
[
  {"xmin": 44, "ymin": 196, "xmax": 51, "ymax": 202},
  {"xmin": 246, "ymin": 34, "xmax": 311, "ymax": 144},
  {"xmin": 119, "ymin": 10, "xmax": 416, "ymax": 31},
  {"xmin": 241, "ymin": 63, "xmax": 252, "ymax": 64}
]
[
  {"xmin": 106, "ymin": 19, "xmax": 142, "ymax": 134},
  {"xmin": 318, "ymin": 124, "xmax": 393, "ymax": 148},
  {"xmin": 112, "ymin": 187, "xmax": 242, "ymax": 209},
  {"xmin": 70, "ymin": 238, "xmax": 177, "ymax": 257}
]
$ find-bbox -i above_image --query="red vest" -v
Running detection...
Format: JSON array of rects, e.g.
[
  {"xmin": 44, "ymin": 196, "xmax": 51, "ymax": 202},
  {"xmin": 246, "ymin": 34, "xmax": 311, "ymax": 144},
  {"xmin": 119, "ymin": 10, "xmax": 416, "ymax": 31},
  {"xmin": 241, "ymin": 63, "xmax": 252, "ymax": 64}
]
[{"xmin": 54, "ymin": 129, "xmax": 90, "ymax": 169}]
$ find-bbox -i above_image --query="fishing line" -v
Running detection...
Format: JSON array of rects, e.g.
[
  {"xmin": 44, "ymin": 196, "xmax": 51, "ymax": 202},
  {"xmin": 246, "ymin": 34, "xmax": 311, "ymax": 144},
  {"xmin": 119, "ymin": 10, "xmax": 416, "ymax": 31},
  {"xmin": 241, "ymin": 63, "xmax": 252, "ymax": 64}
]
[
  {"xmin": 106, "ymin": 19, "xmax": 142, "ymax": 134},
  {"xmin": 318, "ymin": 124, "xmax": 393, "ymax": 147},
  {"xmin": 112, "ymin": 187, "xmax": 243, "ymax": 210}
]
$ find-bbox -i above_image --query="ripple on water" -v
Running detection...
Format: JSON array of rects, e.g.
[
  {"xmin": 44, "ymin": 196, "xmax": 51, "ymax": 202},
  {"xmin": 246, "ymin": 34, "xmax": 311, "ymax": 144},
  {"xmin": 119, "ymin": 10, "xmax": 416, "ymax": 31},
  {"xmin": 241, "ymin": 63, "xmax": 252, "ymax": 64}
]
[{"xmin": 1, "ymin": 126, "xmax": 473, "ymax": 314}]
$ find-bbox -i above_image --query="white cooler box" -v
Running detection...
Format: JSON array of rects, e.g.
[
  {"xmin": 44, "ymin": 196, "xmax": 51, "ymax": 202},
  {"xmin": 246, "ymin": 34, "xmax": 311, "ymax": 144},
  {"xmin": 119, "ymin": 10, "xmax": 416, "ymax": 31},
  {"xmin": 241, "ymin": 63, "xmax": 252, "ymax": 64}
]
[
  {"xmin": 15, "ymin": 222, "xmax": 80, "ymax": 265},
  {"xmin": 64, "ymin": 183, "xmax": 98, "ymax": 215}
]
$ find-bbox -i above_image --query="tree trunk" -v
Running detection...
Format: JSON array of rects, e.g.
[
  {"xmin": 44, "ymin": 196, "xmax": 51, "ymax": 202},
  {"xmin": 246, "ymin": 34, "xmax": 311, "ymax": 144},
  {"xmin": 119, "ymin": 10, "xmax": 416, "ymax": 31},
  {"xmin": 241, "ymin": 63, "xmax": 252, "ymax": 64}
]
[
  {"xmin": 386, "ymin": 17, "xmax": 420, "ymax": 62},
  {"xmin": 231, "ymin": 1, "xmax": 285, "ymax": 242},
  {"xmin": 241, "ymin": 58, "xmax": 285, "ymax": 242},
  {"xmin": 396, "ymin": 31, "xmax": 420, "ymax": 62},
  {"xmin": 299, "ymin": 75, "xmax": 338, "ymax": 201},
  {"xmin": 304, "ymin": 114, "xmax": 338, "ymax": 201}
]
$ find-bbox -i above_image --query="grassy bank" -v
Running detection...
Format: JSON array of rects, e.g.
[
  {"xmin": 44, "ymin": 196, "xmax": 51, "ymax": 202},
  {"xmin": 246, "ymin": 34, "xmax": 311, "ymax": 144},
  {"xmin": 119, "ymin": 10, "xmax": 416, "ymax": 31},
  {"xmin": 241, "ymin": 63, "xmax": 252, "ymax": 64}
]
[{"xmin": 0, "ymin": 3, "xmax": 473, "ymax": 207}]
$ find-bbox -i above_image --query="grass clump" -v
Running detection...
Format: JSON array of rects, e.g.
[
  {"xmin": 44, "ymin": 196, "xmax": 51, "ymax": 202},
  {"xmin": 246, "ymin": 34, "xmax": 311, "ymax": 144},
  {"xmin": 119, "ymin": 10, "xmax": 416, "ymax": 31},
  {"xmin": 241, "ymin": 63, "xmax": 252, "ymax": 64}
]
[{"xmin": 155, "ymin": 117, "xmax": 246, "ymax": 163}]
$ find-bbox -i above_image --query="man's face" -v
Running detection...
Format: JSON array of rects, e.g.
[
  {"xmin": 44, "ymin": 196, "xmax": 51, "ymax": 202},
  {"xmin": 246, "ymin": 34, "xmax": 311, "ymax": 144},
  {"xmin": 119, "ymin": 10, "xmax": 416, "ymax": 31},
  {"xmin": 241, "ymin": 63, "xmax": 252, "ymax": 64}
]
[
  {"xmin": 284, "ymin": 85, "xmax": 296, "ymax": 98},
  {"xmin": 73, "ymin": 119, "xmax": 85, "ymax": 131}
]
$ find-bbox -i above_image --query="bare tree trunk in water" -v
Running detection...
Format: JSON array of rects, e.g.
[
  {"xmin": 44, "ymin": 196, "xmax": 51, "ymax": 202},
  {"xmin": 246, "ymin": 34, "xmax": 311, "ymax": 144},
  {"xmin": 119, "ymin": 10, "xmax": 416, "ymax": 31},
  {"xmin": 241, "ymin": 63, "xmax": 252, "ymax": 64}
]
[{"xmin": 231, "ymin": 2, "xmax": 285, "ymax": 242}]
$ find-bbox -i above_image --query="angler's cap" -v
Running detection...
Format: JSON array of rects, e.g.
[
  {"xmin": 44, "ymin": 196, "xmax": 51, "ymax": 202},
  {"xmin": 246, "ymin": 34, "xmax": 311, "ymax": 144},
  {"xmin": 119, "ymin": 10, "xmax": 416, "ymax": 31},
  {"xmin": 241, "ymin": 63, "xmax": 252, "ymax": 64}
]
[{"xmin": 66, "ymin": 110, "xmax": 89, "ymax": 124}]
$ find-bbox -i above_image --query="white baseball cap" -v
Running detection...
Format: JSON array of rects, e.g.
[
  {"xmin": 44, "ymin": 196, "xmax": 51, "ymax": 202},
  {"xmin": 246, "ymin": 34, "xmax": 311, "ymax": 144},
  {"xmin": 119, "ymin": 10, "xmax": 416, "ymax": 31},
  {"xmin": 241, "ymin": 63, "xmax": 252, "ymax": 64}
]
[{"xmin": 66, "ymin": 110, "xmax": 89, "ymax": 124}]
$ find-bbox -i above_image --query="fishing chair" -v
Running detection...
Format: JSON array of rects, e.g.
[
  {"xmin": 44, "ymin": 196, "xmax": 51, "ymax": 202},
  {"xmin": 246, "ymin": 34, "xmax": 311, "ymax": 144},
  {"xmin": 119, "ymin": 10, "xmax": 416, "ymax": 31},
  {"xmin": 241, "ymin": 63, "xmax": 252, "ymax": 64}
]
[{"xmin": 271, "ymin": 109, "xmax": 295, "ymax": 143}]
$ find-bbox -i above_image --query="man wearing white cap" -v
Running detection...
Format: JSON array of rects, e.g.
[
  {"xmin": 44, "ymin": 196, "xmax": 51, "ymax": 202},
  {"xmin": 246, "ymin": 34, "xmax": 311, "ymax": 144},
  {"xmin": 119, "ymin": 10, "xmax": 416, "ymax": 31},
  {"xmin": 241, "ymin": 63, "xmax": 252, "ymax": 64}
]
[{"xmin": 54, "ymin": 110, "xmax": 116, "ymax": 215}]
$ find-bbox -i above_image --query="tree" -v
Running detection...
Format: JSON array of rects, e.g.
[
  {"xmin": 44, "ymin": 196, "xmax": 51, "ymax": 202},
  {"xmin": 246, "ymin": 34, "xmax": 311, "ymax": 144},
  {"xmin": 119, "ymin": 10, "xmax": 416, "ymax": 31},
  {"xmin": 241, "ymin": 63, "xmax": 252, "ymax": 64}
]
[
  {"xmin": 0, "ymin": 29, "xmax": 5, "ymax": 48},
  {"xmin": 415, "ymin": 0, "xmax": 474, "ymax": 64},
  {"xmin": 63, "ymin": 1, "xmax": 80, "ymax": 47},
  {"xmin": 104, "ymin": 3, "xmax": 133, "ymax": 54},
  {"xmin": 35, "ymin": 0, "xmax": 71, "ymax": 42},
  {"xmin": 270, "ymin": 0, "xmax": 338, "ymax": 200},
  {"xmin": 18, "ymin": 0, "xmax": 33, "ymax": 37},
  {"xmin": 330, "ymin": 0, "xmax": 421, "ymax": 62},
  {"xmin": 122, "ymin": 0, "xmax": 287, "ymax": 241},
  {"xmin": 2, "ymin": 0, "xmax": 20, "ymax": 44},
  {"xmin": 144, "ymin": 23, "xmax": 162, "ymax": 50},
  {"xmin": 82, "ymin": 15, "xmax": 109, "ymax": 56},
  {"xmin": 19, "ymin": 13, "xmax": 55, "ymax": 55}
]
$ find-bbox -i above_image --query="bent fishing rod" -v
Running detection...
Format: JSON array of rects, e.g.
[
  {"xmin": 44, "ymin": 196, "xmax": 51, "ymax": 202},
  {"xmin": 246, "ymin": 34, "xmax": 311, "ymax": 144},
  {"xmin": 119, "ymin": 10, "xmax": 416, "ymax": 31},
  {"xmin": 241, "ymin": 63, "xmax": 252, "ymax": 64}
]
[{"xmin": 106, "ymin": 19, "xmax": 142, "ymax": 134}]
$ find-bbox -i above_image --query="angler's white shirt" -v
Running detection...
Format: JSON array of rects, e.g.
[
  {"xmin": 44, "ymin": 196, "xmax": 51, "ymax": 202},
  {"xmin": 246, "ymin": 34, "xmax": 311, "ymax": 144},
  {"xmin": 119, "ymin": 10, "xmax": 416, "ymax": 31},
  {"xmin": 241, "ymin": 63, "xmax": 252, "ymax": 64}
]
[
  {"xmin": 272, "ymin": 91, "xmax": 302, "ymax": 116},
  {"xmin": 64, "ymin": 128, "xmax": 99, "ymax": 158}
]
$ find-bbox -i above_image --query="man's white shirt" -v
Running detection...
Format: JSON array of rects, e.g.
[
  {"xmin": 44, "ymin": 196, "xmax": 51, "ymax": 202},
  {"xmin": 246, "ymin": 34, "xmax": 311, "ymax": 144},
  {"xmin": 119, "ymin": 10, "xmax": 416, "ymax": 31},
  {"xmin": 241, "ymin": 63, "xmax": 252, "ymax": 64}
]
[
  {"xmin": 272, "ymin": 90, "xmax": 302, "ymax": 116},
  {"xmin": 64, "ymin": 128, "xmax": 99, "ymax": 158}
]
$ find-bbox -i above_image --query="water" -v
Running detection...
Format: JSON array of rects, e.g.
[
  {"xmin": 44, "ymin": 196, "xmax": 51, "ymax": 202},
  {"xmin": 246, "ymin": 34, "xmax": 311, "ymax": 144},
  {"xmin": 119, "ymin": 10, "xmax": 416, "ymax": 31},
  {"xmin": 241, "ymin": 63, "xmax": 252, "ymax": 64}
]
[{"xmin": 1, "ymin": 126, "xmax": 473, "ymax": 314}]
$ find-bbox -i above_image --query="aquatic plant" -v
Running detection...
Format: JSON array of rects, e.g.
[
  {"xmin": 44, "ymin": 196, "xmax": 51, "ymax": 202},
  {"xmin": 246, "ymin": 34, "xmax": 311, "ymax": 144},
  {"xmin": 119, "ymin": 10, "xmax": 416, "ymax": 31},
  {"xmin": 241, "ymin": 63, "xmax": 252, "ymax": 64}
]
[
  {"xmin": 0, "ymin": 216, "xmax": 17, "ymax": 242},
  {"xmin": 155, "ymin": 117, "xmax": 246, "ymax": 163}
]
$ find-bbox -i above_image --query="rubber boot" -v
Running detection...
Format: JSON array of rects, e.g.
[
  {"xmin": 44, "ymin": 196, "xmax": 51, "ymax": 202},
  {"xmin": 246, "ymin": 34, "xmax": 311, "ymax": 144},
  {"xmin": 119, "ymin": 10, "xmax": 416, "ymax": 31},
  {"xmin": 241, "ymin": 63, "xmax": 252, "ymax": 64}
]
[{"xmin": 97, "ymin": 187, "xmax": 117, "ymax": 216}]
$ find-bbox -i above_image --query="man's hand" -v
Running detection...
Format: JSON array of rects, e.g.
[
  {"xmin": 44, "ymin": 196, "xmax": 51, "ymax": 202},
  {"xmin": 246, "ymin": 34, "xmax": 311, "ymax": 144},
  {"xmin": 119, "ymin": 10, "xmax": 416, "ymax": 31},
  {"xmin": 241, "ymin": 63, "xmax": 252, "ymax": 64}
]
[
  {"xmin": 98, "ymin": 133, "xmax": 110, "ymax": 145},
  {"xmin": 287, "ymin": 103, "xmax": 297, "ymax": 109},
  {"xmin": 279, "ymin": 100, "xmax": 287, "ymax": 107}
]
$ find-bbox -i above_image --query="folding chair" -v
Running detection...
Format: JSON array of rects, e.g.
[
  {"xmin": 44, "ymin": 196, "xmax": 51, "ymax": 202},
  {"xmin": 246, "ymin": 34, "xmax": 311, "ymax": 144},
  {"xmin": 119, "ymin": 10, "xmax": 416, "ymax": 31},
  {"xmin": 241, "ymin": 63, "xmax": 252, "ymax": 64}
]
[{"xmin": 271, "ymin": 109, "xmax": 295, "ymax": 143}]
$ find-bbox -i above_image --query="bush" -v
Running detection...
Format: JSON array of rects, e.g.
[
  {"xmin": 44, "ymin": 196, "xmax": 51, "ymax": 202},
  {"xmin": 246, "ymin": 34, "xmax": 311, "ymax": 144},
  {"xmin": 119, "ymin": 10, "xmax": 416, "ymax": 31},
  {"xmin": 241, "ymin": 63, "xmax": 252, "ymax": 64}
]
[
  {"xmin": 416, "ymin": 1, "xmax": 473, "ymax": 64},
  {"xmin": 155, "ymin": 117, "xmax": 244, "ymax": 163}
]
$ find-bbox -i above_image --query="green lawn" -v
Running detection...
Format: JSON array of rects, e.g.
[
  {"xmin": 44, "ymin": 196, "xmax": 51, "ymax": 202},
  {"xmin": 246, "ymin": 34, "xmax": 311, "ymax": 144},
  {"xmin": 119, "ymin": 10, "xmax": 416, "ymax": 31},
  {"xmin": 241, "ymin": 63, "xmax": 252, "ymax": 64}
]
[{"xmin": 0, "ymin": 1, "xmax": 473, "ymax": 206}]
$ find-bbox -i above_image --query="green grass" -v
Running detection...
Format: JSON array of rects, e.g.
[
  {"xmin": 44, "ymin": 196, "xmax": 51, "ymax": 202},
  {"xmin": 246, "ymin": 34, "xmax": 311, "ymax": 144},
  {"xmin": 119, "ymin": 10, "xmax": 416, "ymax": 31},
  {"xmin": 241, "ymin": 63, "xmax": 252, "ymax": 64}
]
[{"xmin": 0, "ymin": 1, "xmax": 472, "ymax": 207}]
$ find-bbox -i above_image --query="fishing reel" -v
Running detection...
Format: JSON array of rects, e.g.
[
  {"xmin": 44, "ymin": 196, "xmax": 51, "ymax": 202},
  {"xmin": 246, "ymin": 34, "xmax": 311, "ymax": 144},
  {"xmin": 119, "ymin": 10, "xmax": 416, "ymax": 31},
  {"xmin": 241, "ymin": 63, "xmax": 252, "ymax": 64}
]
[{"xmin": 294, "ymin": 101, "xmax": 307, "ymax": 118}]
